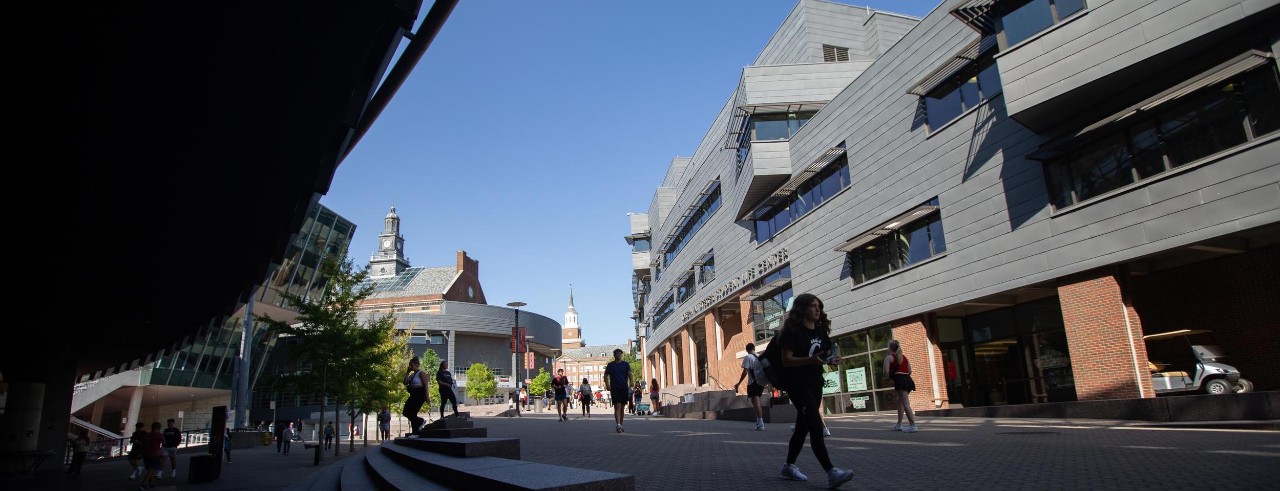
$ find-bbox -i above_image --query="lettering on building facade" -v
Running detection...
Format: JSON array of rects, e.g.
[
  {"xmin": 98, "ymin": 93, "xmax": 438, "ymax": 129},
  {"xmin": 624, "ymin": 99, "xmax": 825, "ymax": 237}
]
[{"xmin": 679, "ymin": 248, "xmax": 788, "ymax": 323}]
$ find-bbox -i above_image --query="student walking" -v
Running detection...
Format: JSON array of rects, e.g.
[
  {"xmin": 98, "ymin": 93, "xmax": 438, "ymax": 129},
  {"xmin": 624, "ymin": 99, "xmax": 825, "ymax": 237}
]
[
  {"xmin": 280, "ymin": 423, "xmax": 293, "ymax": 455},
  {"xmin": 222, "ymin": 426, "xmax": 233, "ymax": 463},
  {"xmin": 777, "ymin": 293, "xmax": 854, "ymax": 489},
  {"xmin": 126, "ymin": 421, "xmax": 147, "ymax": 479},
  {"xmin": 649, "ymin": 378, "xmax": 661, "ymax": 414},
  {"xmin": 553, "ymin": 369, "xmax": 571, "ymax": 421},
  {"xmin": 885, "ymin": 339, "xmax": 919, "ymax": 433},
  {"xmin": 604, "ymin": 348, "xmax": 632, "ymax": 433},
  {"xmin": 579, "ymin": 378, "xmax": 593, "ymax": 417},
  {"xmin": 403, "ymin": 356, "xmax": 430, "ymax": 434},
  {"xmin": 437, "ymin": 360, "xmax": 460, "ymax": 419},
  {"xmin": 377, "ymin": 407, "xmax": 392, "ymax": 440},
  {"xmin": 161, "ymin": 419, "xmax": 181, "ymax": 478},
  {"xmin": 734, "ymin": 342, "xmax": 767, "ymax": 430},
  {"xmin": 323, "ymin": 422, "xmax": 335, "ymax": 450},
  {"xmin": 141, "ymin": 422, "xmax": 164, "ymax": 489},
  {"xmin": 68, "ymin": 430, "xmax": 89, "ymax": 475}
]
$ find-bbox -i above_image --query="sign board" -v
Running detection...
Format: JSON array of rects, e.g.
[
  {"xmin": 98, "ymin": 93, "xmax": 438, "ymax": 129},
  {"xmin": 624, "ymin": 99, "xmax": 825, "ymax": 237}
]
[
  {"xmin": 822, "ymin": 371, "xmax": 841, "ymax": 394},
  {"xmin": 178, "ymin": 410, "xmax": 184, "ymax": 418},
  {"xmin": 497, "ymin": 375, "xmax": 515, "ymax": 388},
  {"xmin": 845, "ymin": 367, "xmax": 868, "ymax": 392},
  {"xmin": 269, "ymin": 401, "xmax": 275, "ymax": 410},
  {"xmin": 526, "ymin": 351, "xmax": 535, "ymax": 370},
  {"xmin": 850, "ymin": 395, "xmax": 869, "ymax": 410}
]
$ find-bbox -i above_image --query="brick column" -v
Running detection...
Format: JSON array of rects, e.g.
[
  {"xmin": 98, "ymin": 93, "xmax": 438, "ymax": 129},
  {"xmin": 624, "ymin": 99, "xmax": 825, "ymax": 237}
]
[
  {"xmin": 665, "ymin": 342, "xmax": 676, "ymax": 387},
  {"xmin": 680, "ymin": 328, "xmax": 693, "ymax": 386},
  {"xmin": 890, "ymin": 315, "xmax": 944, "ymax": 410},
  {"xmin": 1058, "ymin": 268, "xmax": 1154, "ymax": 400}
]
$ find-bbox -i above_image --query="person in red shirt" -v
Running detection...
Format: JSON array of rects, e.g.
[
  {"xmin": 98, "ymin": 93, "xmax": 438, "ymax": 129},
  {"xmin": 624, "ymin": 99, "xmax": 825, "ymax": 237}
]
[
  {"xmin": 140, "ymin": 421, "xmax": 165, "ymax": 489},
  {"xmin": 884, "ymin": 339, "xmax": 918, "ymax": 433}
]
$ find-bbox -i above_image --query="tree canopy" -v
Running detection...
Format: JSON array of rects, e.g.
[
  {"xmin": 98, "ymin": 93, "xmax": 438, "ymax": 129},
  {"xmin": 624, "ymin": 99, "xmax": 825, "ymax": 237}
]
[{"xmin": 465, "ymin": 363, "xmax": 496, "ymax": 401}]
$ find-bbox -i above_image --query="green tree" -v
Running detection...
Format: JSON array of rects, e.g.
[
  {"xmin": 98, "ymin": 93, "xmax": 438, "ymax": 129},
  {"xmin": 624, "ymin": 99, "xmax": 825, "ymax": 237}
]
[
  {"xmin": 529, "ymin": 368, "xmax": 551, "ymax": 398},
  {"xmin": 345, "ymin": 322, "xmax": 408, "ymax": 446},
  {"xmin": 257, "ymin": 256, "xmax": 385, "ymax": 457},
  {"xmin": 465, "ymin": 363, "xmax": 496, "ymax": 401}
]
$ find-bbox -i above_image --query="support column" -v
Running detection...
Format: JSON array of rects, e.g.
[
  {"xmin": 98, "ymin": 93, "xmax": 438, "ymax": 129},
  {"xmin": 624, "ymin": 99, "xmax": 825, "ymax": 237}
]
[
  {"xmin": 665, "ymin": 342, "xmax": 676, "ymax": 386},
  {"xmin": 1058, "ymin": 268, "xmax": 1153, "ymax": 400},
  {"xmin": 680, "ymin": 328, "xmax": 693, "ymax": 387},
  {"xmin": 91, "ymin": 399, "xmax": 106, "ymax": 430},
  {"xmin": 890, "ymin": 315, "xmax": 943, "ymax": 411},
  {"xmin": 126, "ymin": 386, "xmax": 144, "ymax": 433}
]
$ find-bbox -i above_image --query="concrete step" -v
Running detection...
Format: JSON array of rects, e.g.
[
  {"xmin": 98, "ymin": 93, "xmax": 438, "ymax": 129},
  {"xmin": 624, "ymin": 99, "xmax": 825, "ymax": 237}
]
[
  {"xmin": 414, "ymin": 427, "xmax": 487, "ymax": 439},
  {"xmin": 380, "ymin": 441, "xmax": 633, "ymax": 490},
  {"xmin": 362, "ymin": 444, "xmax": 452, "ymax": 490},
  {"xmin": 395, "ymin": 437, "xmax": 520, "ymax": 459},
  {"xmin": 339, "ymin": 451, "xmax": 380, "ymax": 491},
  {"xmin": 422, "ymin": 415, "xmax": 475, "ymax": 430}
]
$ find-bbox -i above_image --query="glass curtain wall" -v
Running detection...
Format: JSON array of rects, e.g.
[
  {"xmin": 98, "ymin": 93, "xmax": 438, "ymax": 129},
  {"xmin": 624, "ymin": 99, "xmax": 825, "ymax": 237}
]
[{"xmin": 819, "ymin": 325, "xmax": 894, "ymax": 414}]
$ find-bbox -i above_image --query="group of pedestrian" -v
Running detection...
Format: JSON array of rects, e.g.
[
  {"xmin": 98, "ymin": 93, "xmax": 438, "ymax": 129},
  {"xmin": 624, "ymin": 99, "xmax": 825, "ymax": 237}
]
[
  {"xmin": 121, "ymin": 419, "xmax": 184, "ymax": 488},
  {"xmin": 402, "ymin": 357, "xmax": 461, "ymax": 437}
]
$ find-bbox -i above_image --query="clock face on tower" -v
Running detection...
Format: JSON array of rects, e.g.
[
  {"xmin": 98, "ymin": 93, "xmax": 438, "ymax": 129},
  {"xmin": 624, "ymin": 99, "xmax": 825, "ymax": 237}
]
[{"xmin": 382, "ymin": 238, "xmax": 391, "ymax": 249}]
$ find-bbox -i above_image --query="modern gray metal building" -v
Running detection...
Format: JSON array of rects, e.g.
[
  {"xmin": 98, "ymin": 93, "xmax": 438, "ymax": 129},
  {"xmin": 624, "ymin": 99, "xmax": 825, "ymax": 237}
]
[{"xmin": 630, "ymin": 0, "xmax": 1279, "ymax": 414}]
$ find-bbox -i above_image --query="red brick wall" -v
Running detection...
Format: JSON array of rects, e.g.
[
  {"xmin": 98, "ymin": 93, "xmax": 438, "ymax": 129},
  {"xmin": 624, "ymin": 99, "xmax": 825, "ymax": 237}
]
[
  {"xmin": 713, "ymin": 308, "xmax": 755, "ymax": 394},
  {"xmin": 1129, "ymin": 246, "xmax": 1279, "ymax": 391},
  {"xmin": 1058, "ymin": 268, "xmax": 1154, "ymax": 400},
  {"xmin": 890, "ymin": 316, "xmax": 946, "ymax": 410}
]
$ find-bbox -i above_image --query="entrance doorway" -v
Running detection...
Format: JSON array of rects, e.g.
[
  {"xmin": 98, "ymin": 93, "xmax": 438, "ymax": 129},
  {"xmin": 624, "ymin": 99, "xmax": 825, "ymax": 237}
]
[{"xmin": 947, "ymin": 298, "xmax": 1076, "ymax": 407}]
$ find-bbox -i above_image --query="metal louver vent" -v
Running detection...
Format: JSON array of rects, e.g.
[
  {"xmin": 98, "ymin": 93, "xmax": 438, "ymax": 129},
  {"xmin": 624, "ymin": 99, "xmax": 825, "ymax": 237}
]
[{"xmin": 822, "ymin": 45, "xmax": 850, "ymax": 62}]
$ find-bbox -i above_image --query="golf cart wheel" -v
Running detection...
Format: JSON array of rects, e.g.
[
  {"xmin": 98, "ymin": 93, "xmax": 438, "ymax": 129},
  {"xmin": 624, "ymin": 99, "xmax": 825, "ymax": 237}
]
[
  {"xmin": 1204, "ymin": 378, "xmax": 1233, "ymax": 395},
  {"xmin": 1234, "ymin": 378, "xmax": 1254, "ymax": 393}
]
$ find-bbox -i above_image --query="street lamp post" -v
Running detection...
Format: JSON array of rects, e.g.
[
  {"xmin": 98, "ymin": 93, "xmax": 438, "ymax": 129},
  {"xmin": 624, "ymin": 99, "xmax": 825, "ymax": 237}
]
[{"xmin": 506, "ymin": 301, "xmax": 526, "ymax": 414}]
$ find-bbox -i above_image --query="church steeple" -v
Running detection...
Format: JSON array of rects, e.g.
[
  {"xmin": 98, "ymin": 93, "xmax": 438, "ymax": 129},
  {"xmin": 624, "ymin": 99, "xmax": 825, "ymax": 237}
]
[
  {"xmin": 369, "ymin": 204, "xmax": 410, "ymax": 277},
  {"xmin": 562, "ymin": 285, "xmax": 583, "ymax": 349}
]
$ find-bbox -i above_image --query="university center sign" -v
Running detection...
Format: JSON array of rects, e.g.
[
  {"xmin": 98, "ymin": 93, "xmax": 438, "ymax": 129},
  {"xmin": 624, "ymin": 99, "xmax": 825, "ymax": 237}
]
[{"xmin": 681, "ymin": 248, "xmax": 788, "ymax": 323}]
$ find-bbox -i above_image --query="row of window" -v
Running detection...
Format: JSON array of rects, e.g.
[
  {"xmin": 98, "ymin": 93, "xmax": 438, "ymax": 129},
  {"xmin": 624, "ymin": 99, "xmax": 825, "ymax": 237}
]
[
  {"xmin": 1045, "ymin": 66, "xmax": 1280, "ymax": 208},
  {"xmin": 663, "ymin": 181, "xmax": 721, "ymax": 265},
  {"xmin": 924, "ymin": 48, "xmax": 1001, "ymax": 130},
  {"xmin": 735, "ymin": 111, "xmax": 818, "ymax": 175}
]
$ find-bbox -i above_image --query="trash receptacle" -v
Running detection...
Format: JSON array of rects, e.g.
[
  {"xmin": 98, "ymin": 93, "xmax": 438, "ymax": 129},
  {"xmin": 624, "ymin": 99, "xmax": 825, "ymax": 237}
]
[{"xmin": 262, "ymin": 431, "xmax": 272, "ymax": 446}]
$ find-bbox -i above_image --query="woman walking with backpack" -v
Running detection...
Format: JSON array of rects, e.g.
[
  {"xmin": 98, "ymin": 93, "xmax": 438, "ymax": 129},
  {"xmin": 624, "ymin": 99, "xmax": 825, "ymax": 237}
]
[
  {"xmin": 777, "ymin": 293, "xmax": 854, "ymax": 489},
  {"xmin": 885, "ymin": 339, "xmax": 918, "ymax": 433},
  {"xmin": 579, "ymin": 378, "xmax": 593, "ymax": 417}
]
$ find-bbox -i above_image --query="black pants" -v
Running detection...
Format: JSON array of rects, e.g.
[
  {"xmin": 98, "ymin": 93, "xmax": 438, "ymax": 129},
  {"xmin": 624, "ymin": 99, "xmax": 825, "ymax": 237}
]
[
  {"xmin": 439, "ymin": 387, "xmax": 458, "ymax": 418},
  {"xmin": 69, "ymin": 451, "xmax": 86, "ymax": 473},
  {"xmin": 786, "ymin": 386, "xmax": 833, "ymax": 471},
  {"xmin": 323, "ymin": 435, "xmax": 333, "ymax": 449},
  {"xmin": 404, "ymin": 386, "xmax": 427, "ymax": 432}
]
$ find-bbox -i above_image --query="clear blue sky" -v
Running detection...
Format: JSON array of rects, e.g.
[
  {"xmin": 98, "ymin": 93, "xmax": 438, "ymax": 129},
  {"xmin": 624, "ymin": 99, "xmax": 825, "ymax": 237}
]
[{"xmin": 321, "ymin": 0, "xmax": 940, "ymax": 346}]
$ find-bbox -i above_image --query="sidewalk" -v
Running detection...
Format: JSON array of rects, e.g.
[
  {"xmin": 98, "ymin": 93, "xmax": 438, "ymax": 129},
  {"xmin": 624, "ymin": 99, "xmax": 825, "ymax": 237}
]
[{"xmin": 9, "ymin": 412, "xmax": 1278, "ymax": 490}]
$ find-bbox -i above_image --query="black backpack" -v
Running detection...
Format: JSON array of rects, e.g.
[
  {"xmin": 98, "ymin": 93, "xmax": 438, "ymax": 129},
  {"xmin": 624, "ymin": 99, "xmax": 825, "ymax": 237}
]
[{"xmin": 757, "ymin": 332, "xmax": 787, "ymax": 391}]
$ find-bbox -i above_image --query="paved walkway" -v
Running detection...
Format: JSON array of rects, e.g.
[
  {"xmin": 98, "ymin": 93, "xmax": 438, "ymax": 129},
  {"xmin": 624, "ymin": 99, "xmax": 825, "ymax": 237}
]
[{"xmin": 10, "ymin": 412, "xmax": 1278, "ymax": 490}]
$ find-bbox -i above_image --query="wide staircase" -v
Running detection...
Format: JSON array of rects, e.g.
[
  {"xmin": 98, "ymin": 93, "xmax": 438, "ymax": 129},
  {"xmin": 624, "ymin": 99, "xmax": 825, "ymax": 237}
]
[
  {"xmin": 285, "ymin": 413, "xmax": 633, "ymax": 490},
  {"xmin": 659, "ymin": 389, "xmax": 796, "ymax": 424}
]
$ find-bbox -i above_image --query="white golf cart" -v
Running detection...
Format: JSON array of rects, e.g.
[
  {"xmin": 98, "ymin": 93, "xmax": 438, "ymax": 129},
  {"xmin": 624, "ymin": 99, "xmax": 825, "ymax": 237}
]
[{"xmin": 1144, "ymin": 329, "xmax": 1252, "ymax": 395}]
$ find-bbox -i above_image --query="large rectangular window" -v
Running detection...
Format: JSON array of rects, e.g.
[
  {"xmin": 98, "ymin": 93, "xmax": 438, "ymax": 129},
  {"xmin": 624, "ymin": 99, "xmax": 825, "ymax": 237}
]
[
  {"xmin": 1044, "ymin": 65, "xmax": 1279, "ymax": 209},
  {"xmin": 653, "ymin": 293, "xmax": 675, "ymax": 328},
  {"xmin": 999, "ymin": 0, "xmax": 1085, "ymax": 48},
  {"xmin": 750, "ymin": 265, "xmax": 792, "ymax": 344},
  {"xmin": 754, "ymin": 154, "xmax": 852, "ymax": 242},
  {"xmin": 845, "ymin": 198, "xmax": 947, "ymax": 285},
  {"xmin": 925, "ymin": 48, "xmax": 1002, "ymax": 130},
  {"xmin": 698, "ymin": 253, "xmax": 715, "ymax": 286},
  {"xmin": 676, "ymin": 273, "xmax": 696, "ymax": 304}
]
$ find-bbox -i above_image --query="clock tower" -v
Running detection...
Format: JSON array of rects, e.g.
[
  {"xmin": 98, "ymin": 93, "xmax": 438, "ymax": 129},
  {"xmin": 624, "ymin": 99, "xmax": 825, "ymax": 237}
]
[
  {"xmin": 562, "ymin": 287, "xmax": 583, "ymax": 349},
  {"xmin": 369, "ymin": 205, "xmax": 410, "ymax": 277}
]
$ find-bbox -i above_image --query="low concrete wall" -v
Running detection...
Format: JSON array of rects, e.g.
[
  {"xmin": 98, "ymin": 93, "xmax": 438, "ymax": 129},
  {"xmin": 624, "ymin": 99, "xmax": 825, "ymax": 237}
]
[{"xmin": 917, "ymin": 391, "xmax": 1280, "ymax": 422}]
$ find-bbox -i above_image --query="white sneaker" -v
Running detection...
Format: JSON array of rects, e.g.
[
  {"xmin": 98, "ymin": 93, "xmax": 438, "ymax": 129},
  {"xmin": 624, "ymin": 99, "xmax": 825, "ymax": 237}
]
[
  {"xmin": 755, "ymin": 421, "xmax": 765, "ymax": 431},
  {"xmin": 827, "ymin": 467, "xmax": 854, "ymax": 489},
  {"xmin": 781, "ymin": 463, "xmax": 808, "ymax": 481},
  {"xmin": 616, "ymin": 424, "xmax": 624, "ymax": 433},
  {"xmin": 789, "ymin": 425, "xmax": 796, "ymax": 431},
  {"xmin": 170, "ymin": 470, "xmax": 177, "ymax": 478},
  {"xmin": 822, "ymin": 427, "xmax": 831, "ymax": 437},
  {"xmin": 892, "ymin": 423, "xmax": 902, "ymax": 431},
  {"xmin": 128, "ymin": 470, "xmax": 138, "ymax": 479},
  {"xmin": 903, "ymin": 425, "xmax": 918, "ymax": 433}
]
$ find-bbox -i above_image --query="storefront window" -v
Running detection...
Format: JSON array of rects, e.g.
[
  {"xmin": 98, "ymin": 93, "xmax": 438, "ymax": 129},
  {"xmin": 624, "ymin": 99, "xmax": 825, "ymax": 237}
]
[
  {"xmin": 823, "ymin": 325, "xmax": 893, "ymax": 414},
  {"xmin": 958, "ymin": 298, "xmax": 1075, "ymax": 406}
]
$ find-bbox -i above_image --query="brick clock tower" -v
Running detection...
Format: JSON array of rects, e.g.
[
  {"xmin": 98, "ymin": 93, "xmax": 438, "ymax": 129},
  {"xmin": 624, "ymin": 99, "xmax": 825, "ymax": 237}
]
[
  {"xmin": 369, "ymin": 206, "xmax": 410, "ymax": 278},
  {"xmin": 562, "ymin": 287, "xmax": 583, "ymax": 349}
]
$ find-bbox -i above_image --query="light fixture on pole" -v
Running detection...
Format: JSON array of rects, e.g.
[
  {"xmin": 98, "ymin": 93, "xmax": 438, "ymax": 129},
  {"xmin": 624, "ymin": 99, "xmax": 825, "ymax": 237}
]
[{"xmin": 506, "ymin": 301, "xmax": 527, "ymax": 405}]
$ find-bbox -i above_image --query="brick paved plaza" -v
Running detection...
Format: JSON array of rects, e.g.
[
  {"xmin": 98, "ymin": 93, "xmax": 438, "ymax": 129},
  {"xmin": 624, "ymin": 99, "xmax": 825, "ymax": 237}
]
[{"xmin": 15, "ymin": 411, "xmax": 1278, "ymax": 490}]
